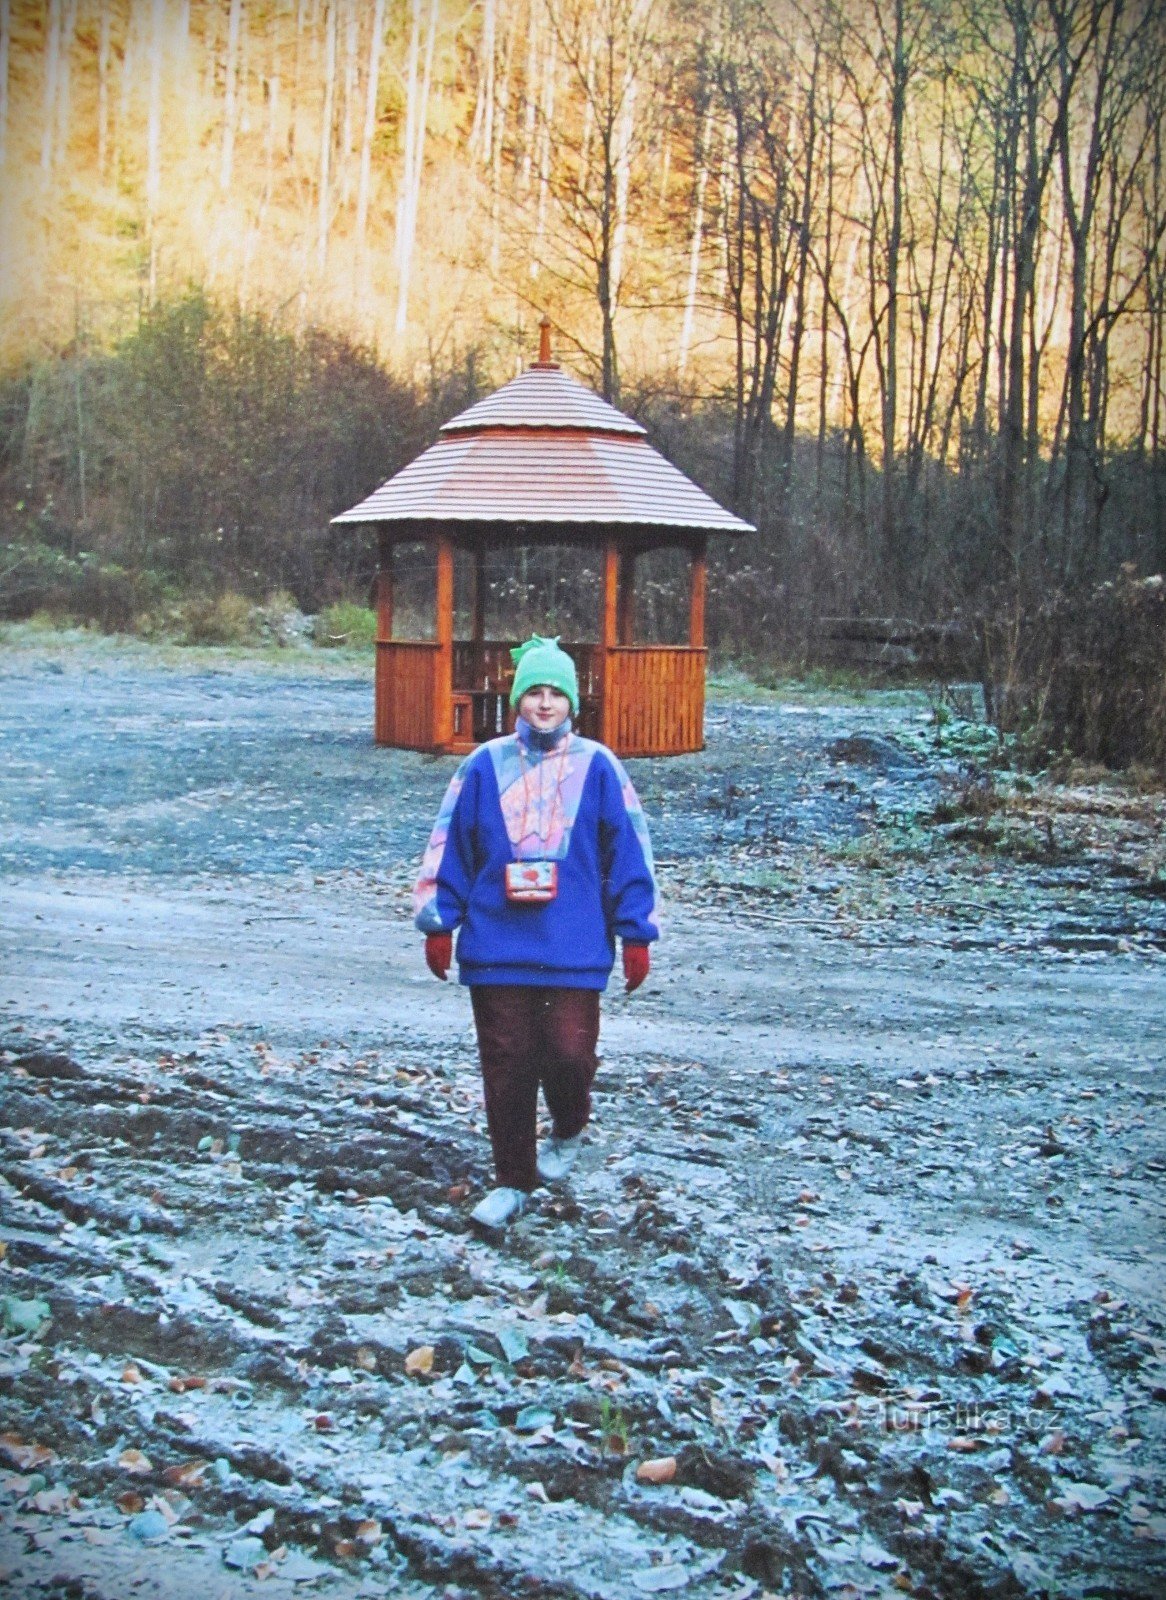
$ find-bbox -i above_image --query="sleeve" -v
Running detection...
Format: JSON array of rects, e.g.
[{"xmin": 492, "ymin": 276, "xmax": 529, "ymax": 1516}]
[
  {"xmin": 412, "ymin": 757, "xmax": 480, "ymax": 935},
  {"xmin": 597, "ymin": 751, "xmax": 660, "ymax": 944}
]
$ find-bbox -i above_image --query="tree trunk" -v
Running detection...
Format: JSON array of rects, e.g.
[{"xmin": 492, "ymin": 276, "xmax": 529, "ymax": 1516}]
[
  {"xmin": 610, "ymin": 70, "xmax": 637, "ymax": 306},
  {"xmin": 678, "ymin": 95, "xmax": 714, "ymax": 377},
  {"xmin": 341, "ymin": 0, "xmax": 357, "ymax": 205},
  {"xmin": 533, "ymin": 24, "xmax": 558, "ymax": 272},
  {"xmin": 0, "ymin": 0, "xmax": 10, "ymax": 173},
  {"xmin": 355, "ymin": 0, "xmax": 386, "ymax": 259},
  {"xmin": 40, "ymin": 0, "xmax": 63, "ymax": 177},
  {"xmin": 288, "ymin": 0, "xmax": 308, "ymax": 160},
  {"xmin": 96, "ymin": 2, "xmax": 110, "ymax": 177},
  {"xmin": 489, "ymin": 0, "xmax": 517, "ymax": 273},
  {"xmin": 520, "ymin": 0, "xmax": 540, "ymax": 192},
  {"xmin": 395, "ymin": 0, "xmax": 438, "ymax": 335},
  {"xmin": 816, "ymin": 103, "xmax": 836, "ymax": 499},
  {"xmin": 220, "ymin": 0, "xmax": 244, "ymax": 193},
  {"xmin": 879, "ymin": 0, "xmax": 906, "ymax": 575},
  {"xmin": 470, "ymin": 0, "xmax": 497, "ymax": 165},
  {"xmin": 146, "ymin": 0, "xmax": 166, "ymax": 220},
  {"xmin": 317, "ymin": 0, "xmax": 337, "ymax": 275},
  {"xmin": 783, "ymin": 39, "xmax": 820, "ymax": 506}
]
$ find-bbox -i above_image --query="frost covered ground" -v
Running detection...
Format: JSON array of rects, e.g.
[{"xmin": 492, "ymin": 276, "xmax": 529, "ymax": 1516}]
[{"xmin": 1, "ymin": 638, "xmax": 1164, "ymax": 1600}]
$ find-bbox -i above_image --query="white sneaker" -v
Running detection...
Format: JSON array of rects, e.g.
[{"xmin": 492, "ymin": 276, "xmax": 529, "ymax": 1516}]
[
  {"xmin": 537, "ymin": 1133, "xmax": 582, "ymax": 1184},
  {"xmin": 469, "ymin": 1187, "xmax": 529, "ymax": 1230}
]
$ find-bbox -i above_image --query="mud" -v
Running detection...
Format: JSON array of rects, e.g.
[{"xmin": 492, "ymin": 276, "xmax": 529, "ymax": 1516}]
[{"xmin": 1, "ymin": 640, "xmax": 1164, "ymax": 1600}]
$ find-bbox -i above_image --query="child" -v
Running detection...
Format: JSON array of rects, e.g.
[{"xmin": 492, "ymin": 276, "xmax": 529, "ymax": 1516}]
[{"xmin": 413, "ymin": 635, "xmax": 659, "ymax": 1230}]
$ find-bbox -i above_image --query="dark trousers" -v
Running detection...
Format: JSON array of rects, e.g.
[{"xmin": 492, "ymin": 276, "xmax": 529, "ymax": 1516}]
[{"xmin": 469, "ymin": 985, "xmax": 601, "ymax": 1193}]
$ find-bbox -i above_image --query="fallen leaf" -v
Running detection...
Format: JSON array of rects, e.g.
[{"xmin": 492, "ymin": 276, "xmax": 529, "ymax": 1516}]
[
  {"xmin": 636, "ymin": 1456, "xmax": 677, "ymax": 1485},
  {"xmin": 120, "ymin": 1364, "xmax": 143, "ymax": 1385},
  {"xmin": 1056, "ymin": 1481, "xmax": 1110, "ymax": 1512},
  {"xmin": 947, "ymin": 1437, "xmax": 981, "ymax": 1453},
  {"xmin": 0, "ymin": 1435, "xmax": 58, "ymax": 1471},
  {"xmin": 497, "ymin": 1327, "xmax": 529, "ymax": 1364},
  {"xmin": 162, "ymin": 1461, "xmax": 207, "ymax": 1488},
  {"xmin": 115, "ymin": 1491, "xmax": 145, "ymax": 1514},
  {"xmin": 0, "ymin": 1296, "xmax": 51, "ymax": 1338},
  {"xmin": 118, "ymin": 1448, "xmax": 154, "ymax": 1475},
  {"xmin": 28, "ymin": 1485, "xmax": 76, "ymax": 1514},
  {"xmin": 630, "ymin": 1564, "xmax": 690, "ymax": 1592},
  {"xmin": 514, "ymin": 1405, "xmax": 556, "ymax": 1433},
  {"xmin": 168, "ymin": 1375, "xmax": 207, "ymax": 1394},
  {"xmin": 405, "ymin": 1345, "xmax": 435, "ymax": 1377},
  {"xmin": 355, "ymin": 1519, "xmax": 382, "ymax": 1545}
]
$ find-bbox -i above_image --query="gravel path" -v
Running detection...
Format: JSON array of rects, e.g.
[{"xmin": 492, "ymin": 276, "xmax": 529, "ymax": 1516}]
[{"xmin": 1, "ymin": 640, "xmax": 1163, "ymax": 1600}]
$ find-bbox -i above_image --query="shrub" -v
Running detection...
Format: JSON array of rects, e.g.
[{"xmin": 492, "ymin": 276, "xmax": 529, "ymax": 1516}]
[
  {"xmin": 254, "ymin": 590, "xmax": 308, "ymax": 647},
  {"xmin": 983, "ymin": 569, "xmax": 1166, "ymax": 775},
  {"xmin": 180, "ymin": 592, "xmax": 258, "ymax": 646},
  {"xmin": 314, "ymin": 602, "xmax": 378, "ymax": 649}
]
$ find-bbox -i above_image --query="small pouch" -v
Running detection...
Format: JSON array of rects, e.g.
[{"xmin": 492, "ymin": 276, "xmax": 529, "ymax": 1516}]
[{"xmin": 504, "ymin": 860, "xmax": 558, "ymax": 904}]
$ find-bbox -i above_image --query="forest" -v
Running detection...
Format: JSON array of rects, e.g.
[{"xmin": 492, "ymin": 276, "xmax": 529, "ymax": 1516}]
[{"xmin": 1, "ymin": 0, "xmax": 1164, "ymax": 759}]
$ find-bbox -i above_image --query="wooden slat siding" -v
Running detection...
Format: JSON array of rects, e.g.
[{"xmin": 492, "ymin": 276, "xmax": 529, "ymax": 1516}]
[
  {"xmin": 375, "ymin": 642, "xmax": 438, "ymax": 748},
  {"xmin": 606, "ymin": 647, "xmax": 706, "ymax": 756}
]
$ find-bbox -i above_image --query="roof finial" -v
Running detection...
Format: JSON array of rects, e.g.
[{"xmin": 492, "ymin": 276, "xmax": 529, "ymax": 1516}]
[{"xmin": 537, "ymin": 315, "xmax": 554, "ymax": 366}]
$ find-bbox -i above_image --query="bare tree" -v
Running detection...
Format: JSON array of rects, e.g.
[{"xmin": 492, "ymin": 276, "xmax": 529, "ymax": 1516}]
[{"xmin": 532, "ymin": 0, "xmax": 659, "ymax": 400}]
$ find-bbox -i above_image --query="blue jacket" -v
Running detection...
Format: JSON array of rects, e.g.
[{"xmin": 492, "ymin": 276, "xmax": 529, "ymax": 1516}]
[{"xmin": 413, "ymin": 719, "xmax": 659, "ymax": 989}]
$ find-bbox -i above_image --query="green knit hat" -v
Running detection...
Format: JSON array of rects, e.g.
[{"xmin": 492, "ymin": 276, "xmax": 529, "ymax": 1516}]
[{"xmin": 509, "ymin": 635, "xmax": 579, "ymax": 715}]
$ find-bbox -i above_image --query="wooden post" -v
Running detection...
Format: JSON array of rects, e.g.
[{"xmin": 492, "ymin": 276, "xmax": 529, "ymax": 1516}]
[
  {"xmin": 374, "ymin": 533, "xmax": 394, "ymax": 745},
  {"xmin": 376, "ymin": 532, "xmax": 394, "ymax": 641},
  {"xmin": 617, "ymin": 549, "xmax": 636, "ymax": 645},
  {"xmin": 434, "ymin": 533, "xmax": 455, "ymax": 749},
  {"xmin": 600, "ymin": 536, "xmax": 620, "ymax": 747},
  {"xmin": 689, "ymin": 537, "xmax": 707, "ymax": 648}
]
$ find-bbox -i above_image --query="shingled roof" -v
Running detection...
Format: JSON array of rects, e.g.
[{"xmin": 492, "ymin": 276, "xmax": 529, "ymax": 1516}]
[{"xmin": 331, "ymin": 353, "xmax": 754, "ymax": 536}]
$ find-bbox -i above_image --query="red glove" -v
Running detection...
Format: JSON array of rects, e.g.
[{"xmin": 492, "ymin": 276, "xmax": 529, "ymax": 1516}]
[
  {"xmin": 623, "ymin": 942, "xmax": 650, "ymax": 994},
  {"xmin": 425, "ymin": 932, "xmax": 452, "ymax": 981}
]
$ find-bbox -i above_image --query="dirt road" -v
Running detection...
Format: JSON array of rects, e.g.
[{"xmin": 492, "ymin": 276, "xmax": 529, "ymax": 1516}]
[{"xmin": 1, "ymin": 639, "xmax": 1163, "ymax": 1600}]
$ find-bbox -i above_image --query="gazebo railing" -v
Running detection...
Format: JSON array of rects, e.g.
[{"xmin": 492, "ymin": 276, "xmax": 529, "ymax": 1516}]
[
  {"xmin": 376, "ymin": 639, "xmax": 702, "ymax": 754},
  {"xmin": 374, "ymin": 640, "xmax": 440, "ymax": 749},
  {"xmin": 451, "ymin": 641, "xmax": 603, "ymax": 745},
  {"xmin": 604, "ymin": 645, "xmax": 706, "ymax": 757}
]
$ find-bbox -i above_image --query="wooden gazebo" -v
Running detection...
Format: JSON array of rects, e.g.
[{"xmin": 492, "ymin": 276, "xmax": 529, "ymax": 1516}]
[{"xmin": 331, "ymin": 323, "xmax": 753, "ymax": 757}]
